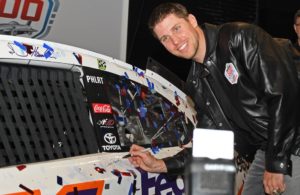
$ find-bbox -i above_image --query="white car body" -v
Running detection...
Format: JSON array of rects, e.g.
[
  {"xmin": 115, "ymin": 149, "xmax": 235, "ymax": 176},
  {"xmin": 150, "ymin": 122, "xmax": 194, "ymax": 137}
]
[{"xmin": 0, "ymin": 35, "xmax": 196, "ymax": 195}]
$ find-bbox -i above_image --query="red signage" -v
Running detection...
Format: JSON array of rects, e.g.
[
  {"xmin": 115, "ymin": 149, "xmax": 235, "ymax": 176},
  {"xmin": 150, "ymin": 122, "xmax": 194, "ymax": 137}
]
[
  {"xmin": 92, "ymin": 103, "xmax": 112, "ymax": 114},
  {"xmin": 0, "ymin": 0, "xmax": 44, "ymax": 21}
]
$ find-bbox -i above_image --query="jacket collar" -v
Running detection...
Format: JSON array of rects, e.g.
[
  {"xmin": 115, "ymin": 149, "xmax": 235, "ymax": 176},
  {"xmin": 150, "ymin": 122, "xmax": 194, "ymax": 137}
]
[
  {"xmin": 200, "ymin": 23, "xmax": 219, "ymax": 63},
  {"xmin": 192, "ymin": 61, "xmax": 210, "ymax": 78},
  {"xmin": 191, "ymin": 23, "xmax": 219, "ymax": 78}
]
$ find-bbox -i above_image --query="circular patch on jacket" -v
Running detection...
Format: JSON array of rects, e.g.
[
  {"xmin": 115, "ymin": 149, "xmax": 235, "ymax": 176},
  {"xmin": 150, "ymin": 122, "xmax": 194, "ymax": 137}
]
[{"xmin": 224, "ymin": 63, "xmax": 239, "ymax": 84}]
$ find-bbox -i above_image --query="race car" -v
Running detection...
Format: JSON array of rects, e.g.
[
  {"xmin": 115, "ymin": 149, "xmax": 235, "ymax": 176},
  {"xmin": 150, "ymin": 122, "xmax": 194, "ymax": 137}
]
[{"xmin": 0, "ymin": 34, "xmax": 197, "ymax": 195}]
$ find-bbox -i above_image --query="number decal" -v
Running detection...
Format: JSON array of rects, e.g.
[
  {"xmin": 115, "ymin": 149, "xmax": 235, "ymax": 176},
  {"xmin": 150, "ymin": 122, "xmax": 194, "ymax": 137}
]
[
  {"xmin": 0, "ymin": 0, "xmax": 44, "ymax": 21},
  {"xmin": 0, "ymin": 0, "xmax": 21, "ymax": 18},
  {"xmin": 21, "ymin": 0, "xmax": 44, "ymax": 21}
]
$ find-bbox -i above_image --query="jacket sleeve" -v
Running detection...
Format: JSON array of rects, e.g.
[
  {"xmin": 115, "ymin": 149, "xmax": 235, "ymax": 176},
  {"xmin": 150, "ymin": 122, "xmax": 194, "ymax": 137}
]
[
  {"xmin": 238, "ymin": 24, "xmax": 299, "ymax": 174},
  {"xmin": 163, "ymin": 147, "xmax": 192, "ymax": 175}
]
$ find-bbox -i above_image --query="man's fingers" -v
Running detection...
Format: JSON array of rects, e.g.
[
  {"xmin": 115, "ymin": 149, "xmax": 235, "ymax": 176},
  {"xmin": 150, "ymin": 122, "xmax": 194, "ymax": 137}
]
[
  {"xmin": 130, "ymin": 150, "xmax": 151, "ymax": 160},
  {"xmin": 129, "ymin": 144, "xmax": 145, "ymax": 153},
  {"xmin": 263, "ymin": 171, "xmax": 285, "ymax": 194},
  {"xmin": 128, "ymin": 156, "xmax": 141, "ymax": 167},
  {"xmin": 264, "ymin": 185, "xmax": 271, "ymax": 194}
]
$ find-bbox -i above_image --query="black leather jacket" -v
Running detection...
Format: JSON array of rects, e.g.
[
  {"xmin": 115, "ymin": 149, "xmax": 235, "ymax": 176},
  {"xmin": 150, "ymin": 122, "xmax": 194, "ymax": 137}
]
[
  {"xmin": 163, "ymin": 22, "xmax": 300, "ymax": 175},
  {"xmin": 294, "ymin": 41, "xmax": 300, "ymax": 52}
]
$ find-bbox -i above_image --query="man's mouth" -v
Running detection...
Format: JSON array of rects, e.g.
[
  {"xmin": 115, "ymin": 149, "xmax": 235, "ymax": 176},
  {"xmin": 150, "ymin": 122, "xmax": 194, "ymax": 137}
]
[{"xmin": 177, "ymin": 42, "xmax": 187, "ymax": 51}]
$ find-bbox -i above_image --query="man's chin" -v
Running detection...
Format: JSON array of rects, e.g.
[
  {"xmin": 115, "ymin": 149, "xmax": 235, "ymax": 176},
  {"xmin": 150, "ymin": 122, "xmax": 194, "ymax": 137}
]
[{"xmin": 177, "ymin": 54, "xmax": 193, "ymax": 60}]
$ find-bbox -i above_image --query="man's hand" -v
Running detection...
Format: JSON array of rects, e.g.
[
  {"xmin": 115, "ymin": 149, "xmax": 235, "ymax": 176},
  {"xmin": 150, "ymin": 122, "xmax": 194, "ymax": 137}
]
[
  {"xmin": 128, "ymin": 144, "xmax": 167, "ymax": 173},
  {"xmin": 263, "ymin": 171, "xmax": 285, "ymax": 194}
]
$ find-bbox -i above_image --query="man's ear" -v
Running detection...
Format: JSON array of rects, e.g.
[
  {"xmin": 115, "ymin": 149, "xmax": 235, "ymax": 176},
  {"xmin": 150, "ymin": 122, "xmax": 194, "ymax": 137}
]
[{"xmin": 188, "ymin": 14, "xmax": 198, "ymax": 28}]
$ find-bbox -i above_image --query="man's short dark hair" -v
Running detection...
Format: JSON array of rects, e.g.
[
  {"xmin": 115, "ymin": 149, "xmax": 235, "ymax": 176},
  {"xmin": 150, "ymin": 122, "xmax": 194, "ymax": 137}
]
[
  {"xmin": 294, "ymin": 9, "xmax": 300, "ymax": 24},
  {"xmin": 148, "ymin": 3, "xmax": 189, "ymax": 37}
]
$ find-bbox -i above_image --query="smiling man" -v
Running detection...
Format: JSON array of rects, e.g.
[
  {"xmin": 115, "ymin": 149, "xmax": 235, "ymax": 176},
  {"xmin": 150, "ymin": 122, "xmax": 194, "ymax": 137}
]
[{"xmin": 129, "ymin": 3, "xmax": 300, "ymax": 195}]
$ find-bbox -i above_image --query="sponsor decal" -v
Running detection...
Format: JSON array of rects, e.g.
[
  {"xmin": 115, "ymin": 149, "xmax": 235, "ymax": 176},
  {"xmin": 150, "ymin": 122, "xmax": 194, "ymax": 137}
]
[
  {"xmin": 86, "ymin": 75, "xmax": 104, "ymax": 84},
  {"xmin": 224, "ymin": 63, "xmax": 239, "ymax": 84},
  {"xmin": 97, "ymin": 58, "xmax": 107, "ymax": 71},
  {"xmin": 0, "ymin": 0, "xmax": 60, "ymax": 38},
  {"xmin": 103, "ymin": 133, "xmax": 117, "ymax": 144},
  {"xmin": 97, "ymin": 118, "xmax": 115, "ymax": 128},
  {"xmin": 92, "ymin": 103, "xmax": 112, "ymax": 114},
  {"xmin": 140, "ymin": 171, "xmax": 184, "ymax": 195},
  {"xmin": 101, "ymin": 144, "xmax": 121, "ymax": 151}
]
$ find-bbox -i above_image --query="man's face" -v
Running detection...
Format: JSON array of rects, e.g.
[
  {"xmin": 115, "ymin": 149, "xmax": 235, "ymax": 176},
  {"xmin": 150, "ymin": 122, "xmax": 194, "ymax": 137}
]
[
  {"xmin": 295, "ymin": 16, "xmax": 300, "ymax": 39},
  {"xmin": 153, "ymin": 13, "xmax": 200, "ymax": 60}
]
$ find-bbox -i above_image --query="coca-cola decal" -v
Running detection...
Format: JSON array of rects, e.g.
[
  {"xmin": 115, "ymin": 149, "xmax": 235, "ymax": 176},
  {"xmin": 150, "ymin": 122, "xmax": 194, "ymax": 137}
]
[{"xmin": 92, "ymin": 103, "xmax": 112, "ymax": 114}]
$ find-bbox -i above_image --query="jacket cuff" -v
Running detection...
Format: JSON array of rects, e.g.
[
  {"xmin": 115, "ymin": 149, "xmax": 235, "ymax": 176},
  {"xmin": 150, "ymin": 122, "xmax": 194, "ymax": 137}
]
[
  {"xmin": 163, "ymin": 156, "xmax": 185, "ymax": 175},
  {"xmin": 265, "ymin": 156, "xmax": 292, "ymax": 175},
  {"xmin": 162, "ymin": 148, "xmax": 192, "ymax": 175}
]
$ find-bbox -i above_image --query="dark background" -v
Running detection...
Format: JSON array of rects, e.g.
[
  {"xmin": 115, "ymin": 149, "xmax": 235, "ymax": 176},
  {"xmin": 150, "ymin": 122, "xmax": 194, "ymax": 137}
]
[{"xmin": 126, "ymin": 0, "xmax": 300, "ymax": 81}]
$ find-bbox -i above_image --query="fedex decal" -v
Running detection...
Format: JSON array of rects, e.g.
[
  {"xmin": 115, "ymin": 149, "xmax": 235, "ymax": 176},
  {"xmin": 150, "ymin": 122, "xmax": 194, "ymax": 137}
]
[
  {"xmin": 92, "ymin": 103, "xmax": 112, "ymax": 114},
  {"xmin": 140, "ymin": 170, "xmax": 184, "ymax": 195},
  {"xmin": 0, "ymin": 0, "xmax": 60, "ymax": 38}
]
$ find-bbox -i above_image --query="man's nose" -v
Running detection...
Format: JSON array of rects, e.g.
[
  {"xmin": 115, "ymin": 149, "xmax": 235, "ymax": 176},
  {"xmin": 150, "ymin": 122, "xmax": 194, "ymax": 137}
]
[{"xmin": 170, "ymin": 35, "xmax": 180, "ymax": 45}]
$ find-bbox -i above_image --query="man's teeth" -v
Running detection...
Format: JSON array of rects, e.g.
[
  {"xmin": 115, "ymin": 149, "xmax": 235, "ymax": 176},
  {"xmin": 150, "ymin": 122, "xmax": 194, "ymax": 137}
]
[{"xmin": 178, "ymin": 43, "xmax": 187, "ymax": 51}]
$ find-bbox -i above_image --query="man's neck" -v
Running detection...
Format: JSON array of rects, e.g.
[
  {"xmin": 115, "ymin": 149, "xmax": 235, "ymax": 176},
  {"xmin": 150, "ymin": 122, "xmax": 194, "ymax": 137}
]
[{"xmin": 192, "ymin": 26, "xmax": 206, "ymax": 63}]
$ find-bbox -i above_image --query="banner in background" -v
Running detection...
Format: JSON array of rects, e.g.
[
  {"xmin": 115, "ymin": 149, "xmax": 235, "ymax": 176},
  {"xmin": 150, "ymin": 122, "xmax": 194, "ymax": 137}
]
[{"xmin": 0, "ymin": 0, "xmax": 128, "ymax": 60}]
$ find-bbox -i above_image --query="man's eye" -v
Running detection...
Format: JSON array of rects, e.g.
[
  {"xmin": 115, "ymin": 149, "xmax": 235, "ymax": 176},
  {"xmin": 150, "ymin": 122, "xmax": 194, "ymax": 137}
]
[
  {"xmin": 174, "ymin": 25, "xmax": 181, "ymax": 32},
  {"xmin": 161, "ymin": 36, "xmax": 169, "ymax": 42}
]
